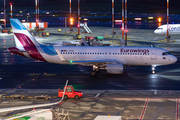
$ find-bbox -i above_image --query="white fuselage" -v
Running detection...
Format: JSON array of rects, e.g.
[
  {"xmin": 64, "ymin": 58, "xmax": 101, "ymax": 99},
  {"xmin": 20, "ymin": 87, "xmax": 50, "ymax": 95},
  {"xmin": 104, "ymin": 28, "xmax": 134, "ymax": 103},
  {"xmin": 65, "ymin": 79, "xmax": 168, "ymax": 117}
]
[
  {"xmin": 154, "ymin": 24, "xmax": 180, "ymax": 35},
  {"xmin": 36, "ymin": 46, "xmax": 177, "ymax": 66}
]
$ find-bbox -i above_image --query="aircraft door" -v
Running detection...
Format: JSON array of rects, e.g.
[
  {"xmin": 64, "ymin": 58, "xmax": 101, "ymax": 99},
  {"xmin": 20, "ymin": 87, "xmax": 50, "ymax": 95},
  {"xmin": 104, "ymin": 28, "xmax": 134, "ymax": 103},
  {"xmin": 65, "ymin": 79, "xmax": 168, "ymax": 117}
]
[{"xmin": 151, "ymin": 49, "xmax": 157, "ymax": 60}]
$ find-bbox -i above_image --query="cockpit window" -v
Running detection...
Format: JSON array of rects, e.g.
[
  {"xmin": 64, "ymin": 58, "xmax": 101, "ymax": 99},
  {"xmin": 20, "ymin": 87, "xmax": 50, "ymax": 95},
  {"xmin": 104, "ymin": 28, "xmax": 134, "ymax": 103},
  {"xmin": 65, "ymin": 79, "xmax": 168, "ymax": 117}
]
[
  {"xmin": 157, "ymin": 28, "xmax": 163, "ymax": 30},
  {"xmin": 162, "ymin": 52, "xmax": 171, "ymax": 55}
]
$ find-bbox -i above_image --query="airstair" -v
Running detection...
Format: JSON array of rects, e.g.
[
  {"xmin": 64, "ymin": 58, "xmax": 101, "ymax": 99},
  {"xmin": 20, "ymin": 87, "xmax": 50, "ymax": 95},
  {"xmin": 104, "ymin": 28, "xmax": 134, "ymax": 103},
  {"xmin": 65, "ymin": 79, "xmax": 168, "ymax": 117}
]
[{"xmin": 80, "ymin": 22, "xmax": 92, "ymax": 34}]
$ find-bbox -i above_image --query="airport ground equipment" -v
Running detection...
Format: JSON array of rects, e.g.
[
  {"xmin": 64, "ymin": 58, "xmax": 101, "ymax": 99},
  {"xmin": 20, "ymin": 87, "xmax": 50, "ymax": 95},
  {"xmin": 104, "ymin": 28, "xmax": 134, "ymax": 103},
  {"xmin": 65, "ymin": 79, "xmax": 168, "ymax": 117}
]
[
  {"xmin": 34, "ymin": 95, "xmax": 50, "ymax": 100},
  {"xmin": 0, "ymin": 80, "xmax": 68, "ymax": 113},
  {"xmin": 52, "ymin": 108, "xmax": 70, "ymax": 120},
  {"xmin": 96, "ymin": 36, "xmax": 104, "ymax": 41},
  {"xmin": 58, "ymin": 85, "xmax": 83, "ymax": 100},
  {"xmin": 80, "ymin": 22, "xmax": 92, "ymax": 34},
  {"xmin": 58, "ymin": 28, "xmax": 61, "ymax": 32},
  {"xmin": 94, "ymin": 115, "xmax": 122, "ymax": 120},
  {"xmin": 22, "ymin": 22, "xmax": 48, "ymax": 30},
  {"xmin": 0, "ymin": 94, "xmax": 4, "ymax": 99},
  {"xmin": 34, "ymin": 27, "xmax": 45, "ymax": 32},
  {"xmin": 73, "ymin": 34, "xmax": 81, "ymax": 39},
  {"xmin": 11, "ymin": 94, "xmax": 27, "ymax": 99},
  {"xmin": 0, "ymin": 25, "xmax": 11, "ymax": 34},
  {"xmin": 2, "ymin": 29, "xmax": 11, "ymax": 34},
  {"xmin": 85, "ymin": 36, "xmax": 95, "ymax": 40}
]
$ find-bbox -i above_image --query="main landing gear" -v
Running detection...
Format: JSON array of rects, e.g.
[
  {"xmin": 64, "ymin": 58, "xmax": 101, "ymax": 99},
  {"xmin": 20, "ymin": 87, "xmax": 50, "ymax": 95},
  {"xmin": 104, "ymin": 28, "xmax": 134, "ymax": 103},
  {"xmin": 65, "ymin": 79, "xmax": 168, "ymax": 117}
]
[
  {"xmin": 152, "ymin": 65, "xmax": 156, "ymax": 74},
  {"xmin": 90, "ymin": 65, "xmax": 100, "ymax": 76}
]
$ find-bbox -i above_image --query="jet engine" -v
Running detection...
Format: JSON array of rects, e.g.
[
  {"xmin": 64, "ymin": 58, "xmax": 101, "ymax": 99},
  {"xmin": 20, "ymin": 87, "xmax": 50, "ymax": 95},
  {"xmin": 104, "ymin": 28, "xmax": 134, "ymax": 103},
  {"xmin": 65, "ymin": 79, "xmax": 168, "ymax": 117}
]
[{"xmin": 105, "ymin": 64, "xmax": 124, "ymax": 74}]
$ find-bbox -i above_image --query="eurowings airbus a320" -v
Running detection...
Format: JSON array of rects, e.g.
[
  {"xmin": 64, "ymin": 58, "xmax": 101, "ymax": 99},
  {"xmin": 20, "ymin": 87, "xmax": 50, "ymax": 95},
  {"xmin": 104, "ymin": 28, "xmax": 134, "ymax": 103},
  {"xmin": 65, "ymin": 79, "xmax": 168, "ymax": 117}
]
[{"xmin": 8, "ymin": 19, "xmax": 177, "ymax": 76}]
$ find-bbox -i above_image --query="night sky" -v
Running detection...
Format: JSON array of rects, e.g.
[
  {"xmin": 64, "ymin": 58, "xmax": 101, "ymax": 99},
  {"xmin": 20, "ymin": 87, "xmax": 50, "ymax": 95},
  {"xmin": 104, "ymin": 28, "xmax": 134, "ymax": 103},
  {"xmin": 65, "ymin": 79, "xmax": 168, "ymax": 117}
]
[{"xmin": 0, "ymin": 0, "xmax": 179, "ymax": 13}]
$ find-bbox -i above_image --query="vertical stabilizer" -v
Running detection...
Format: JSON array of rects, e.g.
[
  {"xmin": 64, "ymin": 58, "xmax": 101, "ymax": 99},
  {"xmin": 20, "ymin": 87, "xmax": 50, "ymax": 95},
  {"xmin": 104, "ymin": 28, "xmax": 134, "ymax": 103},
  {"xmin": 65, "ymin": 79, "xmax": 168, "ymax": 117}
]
[{"xmin": 10, "ymin": 19, "xmax": 40, "ymax": 50}]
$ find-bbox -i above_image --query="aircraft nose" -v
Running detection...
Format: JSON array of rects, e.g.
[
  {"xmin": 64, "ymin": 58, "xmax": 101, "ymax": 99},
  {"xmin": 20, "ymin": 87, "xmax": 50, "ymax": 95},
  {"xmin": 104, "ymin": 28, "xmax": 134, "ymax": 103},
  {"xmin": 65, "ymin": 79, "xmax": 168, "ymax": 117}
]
[
  {"xmin": 154, "ymin": 30, "xmax": 158, "ymax": 34},
  {"xmin": 171, "ymin": 56, "xmax": 177, "ymax": 63}
]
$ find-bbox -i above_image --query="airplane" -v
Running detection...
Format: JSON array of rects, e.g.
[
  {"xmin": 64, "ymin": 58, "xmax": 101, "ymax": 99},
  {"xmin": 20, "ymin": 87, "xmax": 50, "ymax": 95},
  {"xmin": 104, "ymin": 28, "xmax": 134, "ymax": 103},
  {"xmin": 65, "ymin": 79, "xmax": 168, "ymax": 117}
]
[
  {"xmin": 8, "ymin": 19, "xmax": 177, "ymax": 76},
  {"xmin": 154, "ymin": 24, "xmax": 180, "ymax": 35}
]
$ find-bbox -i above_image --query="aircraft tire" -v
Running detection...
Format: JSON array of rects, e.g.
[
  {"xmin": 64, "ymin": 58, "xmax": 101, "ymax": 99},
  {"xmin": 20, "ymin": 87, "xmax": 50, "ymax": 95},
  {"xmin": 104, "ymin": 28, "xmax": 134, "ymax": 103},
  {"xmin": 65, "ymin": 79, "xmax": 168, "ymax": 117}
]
[
  {"xmin": 95, "ymin": 68, "xmax": 100, "ymax": 73},
  {"xmin": 74, "ymin": 95, "xmax": 79, "ymax": 99},
  {"xmin": 64, "ymin": 95, "xmax": 68, "ymax": 100},
  {"xmin": 90, "ymin": 71, "xmax": 96, "ymax": 76}
]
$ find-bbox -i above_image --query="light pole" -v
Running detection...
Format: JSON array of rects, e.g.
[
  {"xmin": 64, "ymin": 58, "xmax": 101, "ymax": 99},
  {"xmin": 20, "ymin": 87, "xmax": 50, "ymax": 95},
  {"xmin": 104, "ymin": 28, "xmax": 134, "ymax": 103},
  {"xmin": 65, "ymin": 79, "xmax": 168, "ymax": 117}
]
[
  {"xmin": 167, "ymin": 0, "xmax": 169, "ymax": 39},
  {"xmin": 125, "ymin": 0, "xmax": 127, "ymax": 46},
  {"xmin": 122, "ymin": 0, "xmax": 124, "ymax": 39},
  {"xmin": 10, "ymin": 3, "xmax": 12, "ymax": 19},
  {"xmin": 69, "ymin": 0, "xmax": 71, "ymax": 30},
  {"xmin": 35, "ymin": 0, "xmax": 38, "ymax": 28},
  {"xmin": 4, "ymin": 0, "xmax": 6, "ymax": 29},
  {"xmin": 78, "ymin": 0, "xmax": 80, "ymax": 34},
  {"xmin": 112, "ymin": 0, "xmax": 114, "ymax": 35},
  {"xmin": 27, "ymin": 16, "xmax": 30, "ymax": 22}
]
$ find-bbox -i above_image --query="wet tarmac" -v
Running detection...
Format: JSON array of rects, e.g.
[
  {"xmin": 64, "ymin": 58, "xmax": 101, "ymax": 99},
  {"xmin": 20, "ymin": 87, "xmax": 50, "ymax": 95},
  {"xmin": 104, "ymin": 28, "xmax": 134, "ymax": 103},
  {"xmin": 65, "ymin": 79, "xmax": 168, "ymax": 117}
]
[
  {"xmin": 0, "ymin": 27, "xmax": 180, "ymax": 90},
  {"xmin": 0, "ymin": 27, "xmax": 180, "ymax": 119}
]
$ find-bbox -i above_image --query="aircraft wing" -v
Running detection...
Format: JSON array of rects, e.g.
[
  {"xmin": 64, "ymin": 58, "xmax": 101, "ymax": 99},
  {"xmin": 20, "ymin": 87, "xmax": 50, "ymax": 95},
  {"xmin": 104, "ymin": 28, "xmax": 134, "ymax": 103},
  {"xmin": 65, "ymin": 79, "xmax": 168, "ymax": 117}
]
[
  {"xmin": 72, "ymin": 59, "xmax": 117, "ymax": 64},
  {"xmin": 70, "ymin": 59, "xmax": 118, "ymax": 66},
  {"xmin": 70, "ymin": 59, "xmax": 127, "ymax": 66}
]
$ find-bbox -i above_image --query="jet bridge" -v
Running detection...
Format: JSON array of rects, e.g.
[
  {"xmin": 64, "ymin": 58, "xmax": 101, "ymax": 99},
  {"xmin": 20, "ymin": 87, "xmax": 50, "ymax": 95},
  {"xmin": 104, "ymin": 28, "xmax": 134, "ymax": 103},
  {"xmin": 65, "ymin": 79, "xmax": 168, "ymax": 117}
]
[{"xmin": 80, "ymin": 22, "xmax": 92, "ymax": 34}]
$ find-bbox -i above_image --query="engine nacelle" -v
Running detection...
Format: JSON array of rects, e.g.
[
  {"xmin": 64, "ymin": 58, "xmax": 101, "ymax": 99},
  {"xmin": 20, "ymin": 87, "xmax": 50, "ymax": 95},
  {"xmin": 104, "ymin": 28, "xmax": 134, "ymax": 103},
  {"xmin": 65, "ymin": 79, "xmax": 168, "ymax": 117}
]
[{"xmin": 106, "ymin": 64, "xmax": 124, "ymax": 74}]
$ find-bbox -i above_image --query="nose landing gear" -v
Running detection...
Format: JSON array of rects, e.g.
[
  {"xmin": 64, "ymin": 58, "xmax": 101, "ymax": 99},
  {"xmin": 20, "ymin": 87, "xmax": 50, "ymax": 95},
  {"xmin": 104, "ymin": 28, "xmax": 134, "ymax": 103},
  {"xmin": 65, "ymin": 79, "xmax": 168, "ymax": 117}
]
[
  {"xmin": 152, "ymin": 65, "xmax": 156, "ymax": 74},
  {"xmin": 90, "ymin": 65, "xmax": 100, "ymax": 76}
]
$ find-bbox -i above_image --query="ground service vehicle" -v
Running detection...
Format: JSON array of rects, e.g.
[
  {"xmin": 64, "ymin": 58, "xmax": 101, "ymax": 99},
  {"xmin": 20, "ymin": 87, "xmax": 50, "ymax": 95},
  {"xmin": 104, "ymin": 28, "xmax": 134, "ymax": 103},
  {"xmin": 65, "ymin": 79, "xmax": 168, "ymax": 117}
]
[{"xmin": 58, "ymin": 85, "xmax": 83, "ymax": 100}]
